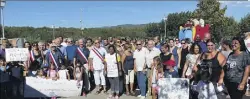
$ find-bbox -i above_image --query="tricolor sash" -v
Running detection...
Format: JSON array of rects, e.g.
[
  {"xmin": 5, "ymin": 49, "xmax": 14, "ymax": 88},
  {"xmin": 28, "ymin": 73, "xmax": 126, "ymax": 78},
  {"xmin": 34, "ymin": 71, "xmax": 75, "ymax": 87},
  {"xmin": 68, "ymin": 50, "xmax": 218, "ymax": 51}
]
[
  {"xmin": 92, "ymin": 47, "xmax": 104, "ymax": 61},
  {"xmin": 49, "ymin": 51, "xmax": 58, "ymax": 68},
  {"xmin": 30, "ymin": 51, "xmax": 35, "ymax": 62},
  {"xmin": 77, "ymin": 47, "xmax": 88, "ymax": 63}
]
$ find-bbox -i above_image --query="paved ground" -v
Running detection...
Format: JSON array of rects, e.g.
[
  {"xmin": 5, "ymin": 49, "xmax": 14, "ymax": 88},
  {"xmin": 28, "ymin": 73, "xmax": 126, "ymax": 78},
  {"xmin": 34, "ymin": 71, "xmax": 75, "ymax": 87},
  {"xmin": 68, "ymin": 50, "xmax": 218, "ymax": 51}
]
[
  {"xmin": 58, "ymin": 93, "xmax": 250, "ymax": 99},
  {"xmin": 59, "ymin": 93, "xmax": 152, "ymax": 99}
]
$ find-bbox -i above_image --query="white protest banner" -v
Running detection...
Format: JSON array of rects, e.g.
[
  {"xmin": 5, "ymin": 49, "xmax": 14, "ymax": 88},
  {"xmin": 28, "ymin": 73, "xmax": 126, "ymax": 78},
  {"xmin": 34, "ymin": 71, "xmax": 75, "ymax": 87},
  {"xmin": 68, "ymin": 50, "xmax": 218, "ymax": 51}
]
[
  {"xmin": 24, "ymin": 77, "xmax": 83, "ymax": 97},
  {"xmin": 5, "ymin": 48, "xmax": 29, "ymax": 62},
  {"xmin": 158, "ymin": 78, "xmax": 189, "ymax": 99}
]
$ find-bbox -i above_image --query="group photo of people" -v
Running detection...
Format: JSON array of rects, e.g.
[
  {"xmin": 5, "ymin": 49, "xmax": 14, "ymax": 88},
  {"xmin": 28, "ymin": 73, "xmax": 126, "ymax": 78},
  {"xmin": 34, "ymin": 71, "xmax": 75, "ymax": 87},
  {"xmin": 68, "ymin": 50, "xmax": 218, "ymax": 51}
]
[
  {"xmin": 1, "ymin": 30, "xmax": 250, "ymax": 99},
  {"xmin": 1, "ymin": 0, "xmax": 250, "ymax": 99}
]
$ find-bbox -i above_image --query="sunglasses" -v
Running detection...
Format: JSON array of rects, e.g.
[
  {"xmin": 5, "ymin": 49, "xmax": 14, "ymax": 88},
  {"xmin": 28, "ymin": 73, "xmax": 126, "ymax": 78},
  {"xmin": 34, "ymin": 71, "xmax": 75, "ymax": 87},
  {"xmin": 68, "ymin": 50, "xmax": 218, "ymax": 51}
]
[
  {"xmin": 207, "ymin": 45, "xmax": 213, "ymax": 46},
  {"xmin": 181, "ymin": 43, "xmax": 185, "ymax": 44},
  {"xmin": 94, "ymin": 42, "xmax": 99, "ymax": 44},
  {"xmin": 136, "ymin": 44, "xmax": 141, "ymax": 45}
]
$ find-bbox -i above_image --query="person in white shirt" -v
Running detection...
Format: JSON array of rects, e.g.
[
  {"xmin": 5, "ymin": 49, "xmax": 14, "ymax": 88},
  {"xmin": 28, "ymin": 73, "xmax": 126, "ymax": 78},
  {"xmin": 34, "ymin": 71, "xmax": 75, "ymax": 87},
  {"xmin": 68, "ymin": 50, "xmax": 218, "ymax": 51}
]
[
  {"xmin": 61, "ymin": 38, "xmax": 68, "ymax": 47},
  {"xmin": 145, "ymin": 40, "xmax": 161, "ymax": 96},
  {"xmin": 104, "ymin": 45, "xmax": 122, "ymax": 99},
  {"xmin": 133, "ymin": 40, "xmax": 147, "ymax": 99},
  {"xmin": 89, "ymin": 40, "xmax": 108, "ymax": 94},
  {"xmin": 58, "ymin": 65, "xmax": 70, "ymax": 80}
]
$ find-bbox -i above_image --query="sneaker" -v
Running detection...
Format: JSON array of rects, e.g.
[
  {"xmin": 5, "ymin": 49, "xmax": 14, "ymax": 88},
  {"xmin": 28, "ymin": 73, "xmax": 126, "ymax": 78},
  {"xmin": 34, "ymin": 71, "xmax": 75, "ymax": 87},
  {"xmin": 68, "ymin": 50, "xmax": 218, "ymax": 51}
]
[
  {"xmin": 140, "ymin": 96, "xmax": 145, "ymax": 99},
  {"xmin": 137, "ymin": 95, "xmax": 141, "ymax": 97}
]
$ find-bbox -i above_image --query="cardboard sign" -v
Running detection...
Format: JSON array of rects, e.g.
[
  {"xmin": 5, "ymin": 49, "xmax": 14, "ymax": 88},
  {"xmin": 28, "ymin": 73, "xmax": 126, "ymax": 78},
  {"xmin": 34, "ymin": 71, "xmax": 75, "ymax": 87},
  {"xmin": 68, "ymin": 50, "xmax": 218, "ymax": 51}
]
[
  {"xmin": 5, "ymin": 48, "xmax": 29, "ymax": 62},
  {"xmin": 24, "ymin": 77, "xmax": 83, "ymax": 97},
  {"xmin": 158, "ymin": 78, "xmax": 189, "ymax": 99}
]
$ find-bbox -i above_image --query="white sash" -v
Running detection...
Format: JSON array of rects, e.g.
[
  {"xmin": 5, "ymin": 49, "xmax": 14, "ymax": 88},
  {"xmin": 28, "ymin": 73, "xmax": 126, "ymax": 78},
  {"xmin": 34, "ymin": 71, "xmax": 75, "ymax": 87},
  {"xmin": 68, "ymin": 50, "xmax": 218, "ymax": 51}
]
[
  {"xmin": 30, "ymin": 51, "xmax": 35, "ymax": 62},
  {"xmin": 77, "ymin": 47, "xmax": 88, "ymax": 63},
  {"xmin": 50, "ymin": 51, "xmax": 58, "ymax": 68},
  {"xmin": 92, "ymin": 47, "xmax": 104, "ymax": 61}
]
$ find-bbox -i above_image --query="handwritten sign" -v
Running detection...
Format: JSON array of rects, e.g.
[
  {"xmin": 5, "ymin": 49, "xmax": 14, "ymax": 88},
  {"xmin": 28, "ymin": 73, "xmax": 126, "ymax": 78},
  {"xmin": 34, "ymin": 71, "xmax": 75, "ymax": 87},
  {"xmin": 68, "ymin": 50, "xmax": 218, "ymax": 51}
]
[
  {"xmin": 24, "ymin": 77, "xmax": 83, "ymax": 97},
  {"xmin": 5, "ymin": 48, "xmax": 29, "ymax": 62},
  {"xmin": 158, "ymin": 78, "xmax": 189, "ymax": 99}
]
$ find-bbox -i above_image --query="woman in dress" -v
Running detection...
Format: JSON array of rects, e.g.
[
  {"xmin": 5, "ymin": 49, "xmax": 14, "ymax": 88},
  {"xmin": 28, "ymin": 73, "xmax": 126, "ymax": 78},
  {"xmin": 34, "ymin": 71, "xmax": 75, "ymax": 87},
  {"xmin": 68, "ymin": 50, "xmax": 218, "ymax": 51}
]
[{"xmin": 182, "ymin": 43, "xmax": 201, "ymax": 78}]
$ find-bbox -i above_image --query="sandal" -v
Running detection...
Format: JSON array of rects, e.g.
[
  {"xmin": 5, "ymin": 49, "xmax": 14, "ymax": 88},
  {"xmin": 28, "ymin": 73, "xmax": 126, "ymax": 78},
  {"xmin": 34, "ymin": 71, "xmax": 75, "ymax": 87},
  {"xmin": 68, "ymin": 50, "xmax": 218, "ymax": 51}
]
[
  {"xmin": 95, "ymin": 88, "xmax": 102, "ymax": 95},
  {"xmin": 103, "ymin": 90, "xmax": 108, "ymax": 94}
]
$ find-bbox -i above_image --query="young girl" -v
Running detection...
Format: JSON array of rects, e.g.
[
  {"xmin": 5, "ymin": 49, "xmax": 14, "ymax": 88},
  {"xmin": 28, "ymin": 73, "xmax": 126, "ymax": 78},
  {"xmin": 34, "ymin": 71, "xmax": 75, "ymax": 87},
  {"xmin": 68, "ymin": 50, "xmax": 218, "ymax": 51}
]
[
  {"xmin": 47, "ymin": 63, "xmax": 58, "ymax": 81},
  {"xmin": 74, "ymin": 62, "xmax": 83, "ymax": 89},
  {"xmin": 58, "ymin": 65, "xmax": 70, "ymax": 80},
  {"xmin": 151, "ymin": 56, "xmax": 164, "ymax": 99},
  {"xmin": 163, "ymin": 60, "xmax": 179, "ymax": 78}
]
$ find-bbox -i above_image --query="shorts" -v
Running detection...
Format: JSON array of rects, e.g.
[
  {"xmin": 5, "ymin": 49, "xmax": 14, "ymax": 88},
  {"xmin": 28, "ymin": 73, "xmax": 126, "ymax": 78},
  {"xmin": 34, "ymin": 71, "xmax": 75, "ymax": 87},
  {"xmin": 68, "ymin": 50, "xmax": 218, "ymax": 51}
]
[{"xmin": 125, "ymin": 70, "xmax": 135, "ymax": 84}]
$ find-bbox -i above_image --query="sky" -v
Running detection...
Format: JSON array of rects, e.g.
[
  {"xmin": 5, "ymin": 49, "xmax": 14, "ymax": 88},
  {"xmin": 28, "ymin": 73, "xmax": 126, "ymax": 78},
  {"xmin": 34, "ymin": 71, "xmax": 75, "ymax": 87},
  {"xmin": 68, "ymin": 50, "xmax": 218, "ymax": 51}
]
[{"xmin": 2, "ymin": 1, "xmax": 250, "ymax": 28}]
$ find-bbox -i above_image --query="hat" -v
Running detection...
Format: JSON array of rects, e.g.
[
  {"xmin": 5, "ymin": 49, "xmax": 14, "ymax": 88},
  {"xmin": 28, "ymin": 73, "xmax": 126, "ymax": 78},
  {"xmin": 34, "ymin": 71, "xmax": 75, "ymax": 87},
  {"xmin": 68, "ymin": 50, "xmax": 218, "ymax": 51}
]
[{"xmin": 163, "ymin": 60, "xmax": 175, "ymax": 67}]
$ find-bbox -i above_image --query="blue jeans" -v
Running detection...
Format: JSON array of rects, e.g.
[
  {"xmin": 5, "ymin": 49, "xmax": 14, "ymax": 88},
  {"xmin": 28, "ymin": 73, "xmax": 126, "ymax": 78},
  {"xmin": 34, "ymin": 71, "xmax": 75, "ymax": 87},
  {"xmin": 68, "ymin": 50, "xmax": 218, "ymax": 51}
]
[{"xmin": 137, "ymin": 71, "xmax": 146, "ymax": 96}]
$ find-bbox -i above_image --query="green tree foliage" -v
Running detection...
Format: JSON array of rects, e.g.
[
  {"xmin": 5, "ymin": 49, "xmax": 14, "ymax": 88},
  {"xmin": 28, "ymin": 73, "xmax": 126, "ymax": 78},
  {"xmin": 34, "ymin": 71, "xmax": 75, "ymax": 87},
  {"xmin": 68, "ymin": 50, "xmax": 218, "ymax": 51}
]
[{"xmin": 239, "ymin": 14, "xmax": 250, "ymax": 34}]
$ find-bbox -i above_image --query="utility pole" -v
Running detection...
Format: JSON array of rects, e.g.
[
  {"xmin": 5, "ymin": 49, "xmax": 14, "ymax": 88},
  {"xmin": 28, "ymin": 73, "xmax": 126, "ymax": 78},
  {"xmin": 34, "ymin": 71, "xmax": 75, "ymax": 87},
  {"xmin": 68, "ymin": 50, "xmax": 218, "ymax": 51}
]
[
  {"xmin": 163, "ymin": 15, "xmax": 167, "ymax": 40},
  {"xmin": 0, "ymin": 0, "xmax": 6, "ymax": 39},
  {"xmin": 80, "ymin": 9, "xmax": 84, "ymax": 36},
  {"xmin": 52, "ymin": 24, "xmax": 55, "ymax": 39}
]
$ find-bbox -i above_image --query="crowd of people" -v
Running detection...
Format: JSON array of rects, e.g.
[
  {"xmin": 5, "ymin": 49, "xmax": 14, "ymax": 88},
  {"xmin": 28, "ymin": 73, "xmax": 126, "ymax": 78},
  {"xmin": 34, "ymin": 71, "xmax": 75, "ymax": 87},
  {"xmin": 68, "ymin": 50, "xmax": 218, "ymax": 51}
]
[{"xmin": 0, "ymin": 30, "xmax": 250, "ymax": 99}]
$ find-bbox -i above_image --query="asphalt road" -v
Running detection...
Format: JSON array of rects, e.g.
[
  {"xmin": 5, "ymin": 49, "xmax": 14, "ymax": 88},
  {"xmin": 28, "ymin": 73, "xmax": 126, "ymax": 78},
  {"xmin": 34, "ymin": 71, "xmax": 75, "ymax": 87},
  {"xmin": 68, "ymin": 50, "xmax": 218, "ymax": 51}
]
[{"xmin": 58, "ymin": 93, "xmax": 250, "ymax": 99}]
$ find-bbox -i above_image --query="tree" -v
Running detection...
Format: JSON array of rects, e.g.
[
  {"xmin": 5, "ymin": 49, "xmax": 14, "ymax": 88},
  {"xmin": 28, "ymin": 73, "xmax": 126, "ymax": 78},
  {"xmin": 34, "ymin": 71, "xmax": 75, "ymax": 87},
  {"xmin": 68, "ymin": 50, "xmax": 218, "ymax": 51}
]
[{"xmin": 239, "ymin": 14, "xmax": 250, "ymax": 35}]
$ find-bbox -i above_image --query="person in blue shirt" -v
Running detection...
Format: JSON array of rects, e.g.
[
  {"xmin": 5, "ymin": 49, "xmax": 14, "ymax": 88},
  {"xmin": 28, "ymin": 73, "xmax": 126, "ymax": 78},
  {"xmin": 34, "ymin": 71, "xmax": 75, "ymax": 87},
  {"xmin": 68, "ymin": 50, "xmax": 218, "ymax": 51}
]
[
  {"xmin": 163, "ymin": 60, "xmax": 179, "ymax": 78},
  {"xmin": 54, "ymin": 38, "xmax": 67, "ymax": 65},
  {"xmin": 65, "ymin": 38, "xmax": 77, "ymax": 66},
  {"xmin": 195, "ymin": 35, "xmax": 207, "ymax": 53},
  {"xmin": 154, "ymin": 36, "xmax": 161, "ymax": 50},
  {"xmin": 45, "ymin": 44, "xmax": 63, "ymax": 68}
]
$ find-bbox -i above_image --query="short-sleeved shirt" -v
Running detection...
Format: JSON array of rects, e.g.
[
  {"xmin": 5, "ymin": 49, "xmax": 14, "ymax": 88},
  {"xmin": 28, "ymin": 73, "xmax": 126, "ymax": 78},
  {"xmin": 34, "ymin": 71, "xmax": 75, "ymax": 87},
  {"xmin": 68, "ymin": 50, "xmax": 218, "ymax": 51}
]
[
  {"xmin": 225, "ymin": 52, "xmax": 250, "ymax": 84},
  {"xmin": 146, "ymin": 47, "xmax": 161, "ymax": 68},
  {"xmin": 133, "ymin": 47, "xmax": 147, "ymax": 71},
  {"xmin": 89, "ymin": 47, "xmax": 107, "ymax": 70},
  {"xmin": 66, "ymin": 45, "xmax": 77, "ymax": 61},
  {"xmin": 105, "ymin": 53, "xmax": 121, "ymax": 77}
]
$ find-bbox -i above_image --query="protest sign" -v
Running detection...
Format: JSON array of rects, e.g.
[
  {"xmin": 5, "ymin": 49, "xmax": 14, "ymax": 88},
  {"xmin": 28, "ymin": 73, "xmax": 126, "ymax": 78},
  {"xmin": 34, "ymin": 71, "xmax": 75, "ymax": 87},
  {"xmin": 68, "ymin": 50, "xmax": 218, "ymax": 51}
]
[
  {"xmin": 24, "ymin": 77, "xmax": 83, "ymax": 97},
  {"xmin": 158, "ymin": 78, "xmax": 189, "ymax": 99},
  {"xmin": 5, "ymin": 48, "xmax": 29, "ymax": 62}
]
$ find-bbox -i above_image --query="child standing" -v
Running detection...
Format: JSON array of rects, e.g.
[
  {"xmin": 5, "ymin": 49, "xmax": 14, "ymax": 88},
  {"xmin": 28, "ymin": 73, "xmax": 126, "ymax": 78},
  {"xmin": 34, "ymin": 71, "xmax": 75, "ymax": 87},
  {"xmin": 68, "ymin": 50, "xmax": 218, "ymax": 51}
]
[
  {"xmin": 47, "ymin": 63, "xmax": 58, "ymax": 99},
  {"xmin": 58, "ymin": 65, "xmax": 70, "ymax": 80},
  {"xmin": 47, "ymin": 63, "xmax": 58, "ymax": 80},
  {"xmin": 163, "ymin": 60, "xmax": 179, "ymax": 78},
  {"xmin": 151, "ymin": 56, "xmax": 163, "ymax": 99}
]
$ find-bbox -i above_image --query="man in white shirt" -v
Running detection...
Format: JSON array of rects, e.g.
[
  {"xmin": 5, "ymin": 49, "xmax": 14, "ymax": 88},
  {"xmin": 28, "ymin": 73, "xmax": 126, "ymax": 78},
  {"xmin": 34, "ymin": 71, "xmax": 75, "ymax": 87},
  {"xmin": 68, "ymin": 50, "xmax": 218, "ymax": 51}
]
[
  {"xmin": 89, "ymin": 39, "xmax": 107, "ymax": 94},
  {"xmin": 133, "ymin": 40, "xmax": 147, "ymax": 99},
  {"xmin": 145, "ymin": 40, "xmax": 161, "ymax": 96}
]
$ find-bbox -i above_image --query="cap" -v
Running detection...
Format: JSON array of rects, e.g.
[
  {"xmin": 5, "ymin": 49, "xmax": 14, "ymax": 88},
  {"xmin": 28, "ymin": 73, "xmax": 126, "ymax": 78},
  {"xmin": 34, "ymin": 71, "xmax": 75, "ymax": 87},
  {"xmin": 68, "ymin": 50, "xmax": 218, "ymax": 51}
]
[{"xmin": 163, "ymin": 60, "xmax": 175, "ymax": 67}]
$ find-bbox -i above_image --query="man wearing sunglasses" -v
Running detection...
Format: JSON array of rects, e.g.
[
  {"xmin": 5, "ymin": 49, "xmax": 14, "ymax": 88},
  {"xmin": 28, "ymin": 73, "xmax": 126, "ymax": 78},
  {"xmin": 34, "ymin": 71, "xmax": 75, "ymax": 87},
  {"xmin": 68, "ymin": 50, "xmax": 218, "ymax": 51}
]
[
  {"xmin": 89, "ymin": 39, "xmax": 107, "ymax": 94},
  {"xmin": 133, "ymin": 40, "xmax": 147, "ymax": 99}
]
